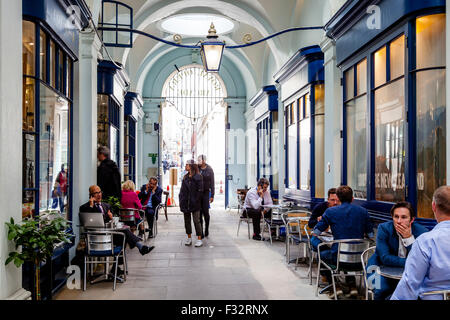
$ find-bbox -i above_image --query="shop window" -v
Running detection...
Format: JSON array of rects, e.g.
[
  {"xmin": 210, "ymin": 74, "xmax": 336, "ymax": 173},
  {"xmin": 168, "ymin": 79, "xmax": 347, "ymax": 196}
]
[
  {"xmin": 345, "ymin": 67, "xmax": 354, "ymax": 100},
  {"xmin": 374, "ymin": 46, "xmax": 387, "ymax": 88},
  {"xmin": 416, "ymin": 13, "xmax": 446, "ymax": 218},
  {"xmin": 345, "ymin": 59, "xmax": 368, "ymax": 199},
  {"xmin": 272, "ymin": 113, "xmax": 279, "ymax": 191},
  {"xmin": 23, "ymin": 21, "xmax": 35, "ymax": 76},
  {"xmin": 390, "ymin": 35, "xmax": 405, "ymax": 79},
  {"xmin": 50, "ymin": 40, "xmax": 56, "ymax": 88},
  {"xmin": 314, "ymin": 84, "xmax": 325, "ymax": 199},
  {"xmin": 286, "ymin": 102, "xmax": 297, "ymax": 188},
  {"xmin": 66, "ymin": 58, "xmax": 72, "ymax": 98},
  {"xmin": 58, "ymin": 50, "xmax": 64, "ymax": 93},
  {"xmin": 299, "ymin": 94, "xmax": 310, "ymax": 191},
  {"xmin": 97, "ymin": 94, "xmax": 110, "ymax": 147},
  {"xmin": 23, "ymin": 77, "xmax": 35, "ymax": 131},
  {"xmin": 39, "ymin": 30, "xmax": 46, "ymax": 81},
  {"xmin": 39, "ymin": 83, "xmax": 69, "ymax": 219}
]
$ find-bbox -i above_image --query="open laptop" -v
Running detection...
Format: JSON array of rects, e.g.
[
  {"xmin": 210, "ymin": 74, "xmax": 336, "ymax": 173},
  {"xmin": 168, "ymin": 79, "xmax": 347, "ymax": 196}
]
[{"xmin": 79, "ymin": 212, "xmax": 105, "ymax": 228}]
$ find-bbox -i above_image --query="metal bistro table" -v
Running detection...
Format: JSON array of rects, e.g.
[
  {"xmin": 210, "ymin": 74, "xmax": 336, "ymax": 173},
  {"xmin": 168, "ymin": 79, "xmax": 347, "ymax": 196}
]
[
  {"xmin": 262, "ymin": 204, "xmax": 291, "ymax": 240},
  {"xmin": 378, "ymin": 266, "xmax": 404, "ymax": 280},
  {"xmin": 83, "ymin": 222, "xmax": 129, "ymax": 284}
]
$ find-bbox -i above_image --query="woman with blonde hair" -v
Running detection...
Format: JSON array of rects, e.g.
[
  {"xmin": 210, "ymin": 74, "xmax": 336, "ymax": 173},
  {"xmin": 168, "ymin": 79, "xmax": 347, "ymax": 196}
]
[{"xmin": 121, "ymin": 180, "xmax": 144, "ymax": 235}]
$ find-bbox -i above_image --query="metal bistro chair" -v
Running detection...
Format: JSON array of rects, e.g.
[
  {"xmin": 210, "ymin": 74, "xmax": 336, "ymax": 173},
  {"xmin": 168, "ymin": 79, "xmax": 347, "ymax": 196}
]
[
  {"xmin": 315, "ymin": 239, "xmax": 370, "ymax": 300},
  {"xmin": 83, "ymin": 230, "xmax": 125, "ymax": 291},
  {"xmin": 282, "ymin": 210, "xmax": 310, "ymax": 266},
  {"xmin": 151, "ymin": 191, "xmax": 170, "ymax": 237},
  {"xmin": 262, "ymin": 206, "xmax": 288, "ymax": 245},
  {"xmin": 361, "ymin": 246, "xmax": 376, "ymax": 300},
  {"xmin": 119, "ymin": 208, "xmax": 146, "ymax": 241},
  {"xmin": 236, "ymin": 189, "xmax": 252, "ymax": 239},
  {"xmin": 303, "ymin": 224, "xmax": 316, "ymax": 284},
  {"xmin": 421, "ymin": 290, "xmax": 450, "ymax": 300}
]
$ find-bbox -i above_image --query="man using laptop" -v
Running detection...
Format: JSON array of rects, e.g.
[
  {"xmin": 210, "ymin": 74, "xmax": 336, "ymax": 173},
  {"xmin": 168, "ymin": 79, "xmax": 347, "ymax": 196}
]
[{"xmin": 80, "ymin": 185, "xmax": 154, "ymax": 256}]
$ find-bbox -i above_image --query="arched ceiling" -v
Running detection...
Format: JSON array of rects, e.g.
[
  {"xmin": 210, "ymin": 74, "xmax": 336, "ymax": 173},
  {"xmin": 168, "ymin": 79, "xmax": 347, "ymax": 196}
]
[{"xmin": 87, "ymin": 0, "xmax": 347, "ymax": 100}]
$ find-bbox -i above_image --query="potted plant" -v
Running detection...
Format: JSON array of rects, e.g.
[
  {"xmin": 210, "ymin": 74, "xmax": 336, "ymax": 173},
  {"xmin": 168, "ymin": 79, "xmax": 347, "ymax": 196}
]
[
  {"xmin": 5, "ymin": 212, "xmax": 72, "ymax": 300},
  {"xmin": 103, "ymin": 196, "xmax": 121, "ymax": 216}
]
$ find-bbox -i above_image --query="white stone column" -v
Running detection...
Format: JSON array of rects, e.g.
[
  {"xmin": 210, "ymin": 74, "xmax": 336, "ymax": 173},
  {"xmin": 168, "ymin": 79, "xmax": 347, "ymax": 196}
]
[
  {"xmin": 71, "ymin": 29, "xmax": 101, "ymax": 258},
  {"xmin": 136, "ymin": 107, "xmax": 145, "ymax": 187},
  {"xmin": 119, "ymin": 103, "xmax": 125, "ymax": 179},
  {"xmin": 0, "ymin": 0, "xmax": 30, "ymax": 300},
  {"xmin": 276, "ymin": 84, "xmax": 286, "ymax": 200},
  {"xmin": 320, "ymin": 36, "xmax": 342, "ymax": 191}
]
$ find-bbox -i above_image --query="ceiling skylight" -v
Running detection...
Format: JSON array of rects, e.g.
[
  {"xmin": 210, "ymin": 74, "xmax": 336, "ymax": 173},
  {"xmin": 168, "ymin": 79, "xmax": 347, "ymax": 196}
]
[{"xmin": 160, "ymin": 14, "xmax": 235, "ymax": 37}]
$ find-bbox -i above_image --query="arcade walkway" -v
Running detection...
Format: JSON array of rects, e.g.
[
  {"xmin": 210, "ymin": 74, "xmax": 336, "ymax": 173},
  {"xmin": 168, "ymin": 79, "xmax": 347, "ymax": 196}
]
[{"xmin": 54, "ymin": 205, "xmax": 326, "ymax": 300}]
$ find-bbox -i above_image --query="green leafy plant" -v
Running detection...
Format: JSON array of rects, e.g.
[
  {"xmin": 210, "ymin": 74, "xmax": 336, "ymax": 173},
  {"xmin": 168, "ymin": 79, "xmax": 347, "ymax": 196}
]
[
  {"xmin": 5, "ymin": 212, "xmax": 71, "ymax": 268},
  {"xmin": 103, "ymin": 196, "xmax": 121, "ymax": 216}
]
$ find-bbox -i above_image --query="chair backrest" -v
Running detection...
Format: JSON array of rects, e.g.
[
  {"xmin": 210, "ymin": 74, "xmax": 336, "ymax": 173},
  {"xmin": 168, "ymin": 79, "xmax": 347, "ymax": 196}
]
[
  {"xmin": 86, "ymin": 232, "xmax": 113, "ymax": 255},
  {"xmin": 163, "ymin": 191, "xmax": 169, "ymax": 207},
  {"xmin": 119, "ymin": 208, "xmax": 137, "ymax": 222},
  {"xmin": 337, "ymin": 239, "xmax": 370, "ymax": 266},
  {"xmin": 421, "ymin": 290, "xmax": 450, "ymax": 300},
  {"xmin": 361, "ymin": 246, "xmax": 376, "ymax": 300},
  {"xmin": 285, "ymin": 211, "xmax": 309, "ymax": 235},
  {"xmin": 303, "ymin": 224, "xmax": 313, "ymax": 241}
]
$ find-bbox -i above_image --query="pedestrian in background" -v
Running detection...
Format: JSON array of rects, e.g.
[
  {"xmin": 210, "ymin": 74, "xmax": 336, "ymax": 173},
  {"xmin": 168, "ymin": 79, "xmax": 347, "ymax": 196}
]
[
  {"xmin": 97, "ymin": 146, "xmax": 122, "ymax": 201},
  {"xmin": 179, "ymin": 160, "xmax": 204, "ymax": 247},
  {"xmin": 198, "ymin": 154, "xmax": 215, "ymax": 238}
]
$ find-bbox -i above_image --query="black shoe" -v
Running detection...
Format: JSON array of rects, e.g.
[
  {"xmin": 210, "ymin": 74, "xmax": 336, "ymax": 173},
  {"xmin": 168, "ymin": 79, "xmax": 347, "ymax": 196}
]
[
  {"xmin": 201, "ymin": 233, "xmax": 205, "ymax": 239},
  {"xmin": 148, "ymin": 231, "xmax": 154, "ymax": 238},
  {"xmin": 205, "ymin": 230, "xmax": 209, "ymax": 238},
  {"xmin": 139, "ymin": 245, "xmax": 155, "ymax": 256},
  {"xmin": 145, "ymin": 228, "xmax": 150, "ymax": 232},
  {"xmin": 252, "ymin": 234, "xmax": 262, "ymax": 241}
]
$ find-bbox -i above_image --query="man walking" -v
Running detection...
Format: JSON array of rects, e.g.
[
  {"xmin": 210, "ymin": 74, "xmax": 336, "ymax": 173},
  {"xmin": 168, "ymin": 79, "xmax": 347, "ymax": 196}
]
[
  {"xmin": 97, "ymin": 146, "xmax": 121, "ymax": 201},
  {"xmin": 198, "ymin": 154, "xmax": 215, "ymax": 238}
]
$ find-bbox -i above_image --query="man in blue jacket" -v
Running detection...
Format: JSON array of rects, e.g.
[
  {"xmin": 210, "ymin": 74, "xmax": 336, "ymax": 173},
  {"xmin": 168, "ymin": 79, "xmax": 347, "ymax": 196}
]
[{"xmin": 368, "ymin": 201, "xmax": 429, "ymax": 300}]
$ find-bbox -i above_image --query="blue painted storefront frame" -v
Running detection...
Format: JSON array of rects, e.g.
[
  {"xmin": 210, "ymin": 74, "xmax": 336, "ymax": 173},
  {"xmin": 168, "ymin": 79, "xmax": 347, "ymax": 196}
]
[
  {"xmin": 327, "ymin": 0, "xmax": 445, "ymax": 229},
  {"xmin": 274, "ymin": 46, "xmax": 325, "ymax": 209},
  {"xmin": 22, "ymin": 0, "xmax": 90, "ymax": 299},
  {"xmin": 124, "ymin": 92, "xmax": 143, "ymax": 183},
  {"xmin": 250, "ymin": 85, "xmax": 279, "ymax": 200}
]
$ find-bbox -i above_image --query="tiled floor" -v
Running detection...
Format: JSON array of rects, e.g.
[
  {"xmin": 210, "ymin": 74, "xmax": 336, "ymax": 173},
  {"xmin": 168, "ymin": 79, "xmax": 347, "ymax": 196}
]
[{"xmin": 54, "ymin": 207, "xmax": 328, "ymax": 300}]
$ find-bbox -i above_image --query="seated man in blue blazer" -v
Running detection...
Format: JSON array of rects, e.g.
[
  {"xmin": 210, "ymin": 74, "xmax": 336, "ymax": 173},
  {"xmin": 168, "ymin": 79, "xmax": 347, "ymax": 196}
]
[
  {"xmin": 367, "ymin": 201, "xmax": 428, "ymax": 300},
  {"xmin": 139, "ymin": 176, "xmax": 163, "ymax": 238}
]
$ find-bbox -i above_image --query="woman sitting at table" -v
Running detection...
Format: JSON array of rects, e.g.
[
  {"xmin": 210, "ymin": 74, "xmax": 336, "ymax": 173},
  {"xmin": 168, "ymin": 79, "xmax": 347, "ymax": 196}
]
[
  {"xmin": 367, "ymin": 201, "xmax": 428, "ymax": 300},
  {"xmin": 120, "ymin": 180, "xmax": 144, "ymax": 236}
]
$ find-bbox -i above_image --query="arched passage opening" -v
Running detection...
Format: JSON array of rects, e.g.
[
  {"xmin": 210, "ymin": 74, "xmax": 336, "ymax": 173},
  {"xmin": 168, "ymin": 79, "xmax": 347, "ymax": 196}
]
[{"xmin": 160, "ymin": 64, "xmax": 227, "ymax": 208}]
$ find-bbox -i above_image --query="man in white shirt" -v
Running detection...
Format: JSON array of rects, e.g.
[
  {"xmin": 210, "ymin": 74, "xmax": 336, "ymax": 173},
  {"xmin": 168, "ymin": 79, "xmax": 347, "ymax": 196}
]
[{"xmin": 242, "ymin": 178, "xmax": 273, "ymax": 240}]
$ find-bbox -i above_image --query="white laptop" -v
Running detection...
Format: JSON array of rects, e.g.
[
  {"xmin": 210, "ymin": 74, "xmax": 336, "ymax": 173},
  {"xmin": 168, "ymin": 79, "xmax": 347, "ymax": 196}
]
[{"xmin": 79, "ymin": 212, "xmax": 105, "ymax": 228}]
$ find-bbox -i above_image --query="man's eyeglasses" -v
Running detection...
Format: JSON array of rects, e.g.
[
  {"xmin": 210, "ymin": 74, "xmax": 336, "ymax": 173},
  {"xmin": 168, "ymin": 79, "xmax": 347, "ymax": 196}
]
[{"xmin": 91, "ymin": 191, "xmax": 102, "ymax": 196}]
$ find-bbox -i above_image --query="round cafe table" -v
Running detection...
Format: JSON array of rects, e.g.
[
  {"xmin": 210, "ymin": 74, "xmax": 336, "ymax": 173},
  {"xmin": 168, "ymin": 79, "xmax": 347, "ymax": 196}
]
[{"xmin": 377, "ymin": 266, "xmax": 404, "ymax": 280}]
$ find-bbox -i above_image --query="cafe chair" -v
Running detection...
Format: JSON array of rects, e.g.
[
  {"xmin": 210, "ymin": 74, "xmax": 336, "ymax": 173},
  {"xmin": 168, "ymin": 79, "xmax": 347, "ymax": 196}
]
[
  {"xmin": 282, "ymin": 210, "xmax": 310, "ymax": 265},
  {"xmin": 303, "ymin": 224, "xmax": 316, "ymax": 284},
  {"xmin": 237, "ymin": 211, "xmax": 252, "ymax": 239},
  {"xmin": 360, "ymin": 246, "xmax": 376, "ymax": 300},
  {"xmin": 161, "ymin": 191, "xmax": 170, "ymax": 221},
  {"xmin": 262, "ymin": 208, "xmax": 285, "ymax": 245},
  {"xmin": 420, "ymin": 290, "xmax": 450, "ymax": 300},
  {"xmin": 119, "ymin": 208, "xmax": 146, "ymax": 241},
  {"xmin": 315, "ymin": 239, "xmax": 370, "ymax": 300},
  {"xmin": 83, "ymin": 230, "xmax": 126, "ymax": 291}
]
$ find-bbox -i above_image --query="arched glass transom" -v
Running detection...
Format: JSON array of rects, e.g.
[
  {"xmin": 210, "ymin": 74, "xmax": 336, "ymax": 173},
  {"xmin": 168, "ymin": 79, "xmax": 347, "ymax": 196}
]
[{"xmin": 162, "ymin": 65, "xmax": 227, "ymax": 121}]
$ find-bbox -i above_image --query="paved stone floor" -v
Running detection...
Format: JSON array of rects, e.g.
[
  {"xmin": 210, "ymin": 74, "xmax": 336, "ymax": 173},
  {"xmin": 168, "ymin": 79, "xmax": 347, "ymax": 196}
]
[{"xmin": 55, "ymin": 207, "xmax": 328, "ymax": 300}]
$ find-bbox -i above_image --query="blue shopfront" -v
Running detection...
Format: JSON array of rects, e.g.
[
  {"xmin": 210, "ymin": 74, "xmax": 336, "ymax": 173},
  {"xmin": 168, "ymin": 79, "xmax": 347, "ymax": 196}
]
[
  {"xmin": 274, "ymin": 45, "xmax": 325, "ymax": 209},
  {"xmin": 250, "ymin": 86, "xmax": 279, "ymax": 201},
  {"xmin": 22, "ymin": 0, "xmax": 90, "ymax": 299},
  {"xmin": 97, "ymin": 60, "xmax": 130, "ymax": 167},
  {"xmin": 124, "ymin": 92, "xmax": 143, "ymax": 183},
  {"xmin": 326, "ymin": 0, "xmax": 446, "ymax": 228}
]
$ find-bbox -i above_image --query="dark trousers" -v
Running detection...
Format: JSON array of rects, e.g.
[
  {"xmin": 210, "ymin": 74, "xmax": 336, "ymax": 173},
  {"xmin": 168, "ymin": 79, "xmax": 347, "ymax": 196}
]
[
  {"xmin": 145, "ymin": 207, "xmax": 156, "ymax": 233},
  {"xmin": 243, "ymin": 208, "xmax": 269, "ymax": 235},
  {"xmin": 115, "ymin": 228, "xmax": 141, "ymax": 249},
  {"xmin": 200, "ymin": 192, "xmax": 210, "ymax": 234},
  {"xmin": 184, "ymin": 211, "xmax": 202, "ymax": 236}
]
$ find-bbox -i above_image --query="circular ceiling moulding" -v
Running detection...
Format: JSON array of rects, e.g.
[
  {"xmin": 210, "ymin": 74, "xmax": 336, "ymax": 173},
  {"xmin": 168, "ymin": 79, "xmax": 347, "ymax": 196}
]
[{"xmin": 160, "ymin": 13, "xmax": 235, "ymax": 37}]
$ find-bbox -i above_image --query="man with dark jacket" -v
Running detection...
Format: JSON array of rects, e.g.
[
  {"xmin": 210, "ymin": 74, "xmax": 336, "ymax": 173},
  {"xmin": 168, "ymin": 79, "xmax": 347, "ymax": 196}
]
[
  {"xmin": 198, "ymin": 155, "xmax": 215, "ymax": 238},
  {"xmin": 367, "ymin": 201, "xmax": 428, "ymax": 300},
  {"xmin": 79, "ymin": 185, "xmax": 154, "ymax": 256},
  {"xmin": 139, "ymin": 177, "xmax": 163, "ymax": 238},
  {"xmin": 97, "ymin": 146, "xmax": 121, "ymax": 201}
]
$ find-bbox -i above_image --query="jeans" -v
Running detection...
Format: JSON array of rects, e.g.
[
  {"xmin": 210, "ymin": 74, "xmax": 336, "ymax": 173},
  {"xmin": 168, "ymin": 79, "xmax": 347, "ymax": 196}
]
[{"xmin": 184, "ymin": 211, "xmax": 202, "ymax": 236}]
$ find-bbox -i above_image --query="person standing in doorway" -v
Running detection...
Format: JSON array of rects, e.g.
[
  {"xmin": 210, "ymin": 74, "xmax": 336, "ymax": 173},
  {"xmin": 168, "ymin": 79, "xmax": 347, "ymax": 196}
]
[
  {"xmin": 179, "ymin": 160, "xmax": 204, "ymax": 247},
  {"xmin": 97, "ymin": 146, "xmax": 122, "ymax": 201},
  {"xmin": 198, "ymin": 154, "xmax": 215, "ymax": 238}
]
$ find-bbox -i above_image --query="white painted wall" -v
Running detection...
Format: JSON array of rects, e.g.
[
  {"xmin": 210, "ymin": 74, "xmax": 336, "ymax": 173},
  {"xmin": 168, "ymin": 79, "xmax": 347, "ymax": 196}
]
[{"xmin": 0, "ymin": 0, "xmax": 27, "ymax": 300}]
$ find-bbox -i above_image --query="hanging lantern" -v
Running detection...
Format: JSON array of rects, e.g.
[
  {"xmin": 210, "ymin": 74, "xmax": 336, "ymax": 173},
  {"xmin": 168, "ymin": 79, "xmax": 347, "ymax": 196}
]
[{"xmin": 200, "ymin": 23, "xmax": 225, "ymax": 72}]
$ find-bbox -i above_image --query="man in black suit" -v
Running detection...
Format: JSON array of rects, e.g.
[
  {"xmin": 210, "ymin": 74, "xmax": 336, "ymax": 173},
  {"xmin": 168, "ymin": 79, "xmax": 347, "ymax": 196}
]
[
  {"xmin": 80, "ymin": 185, "xmax": 154, "ymax": 256},
  {"xmin": 139, "ymin": 177, "xmax": 163, "ymax": 238},
  {"xmin": 97, "ymin": 146, "xmax": 122, "ymax": 201}
]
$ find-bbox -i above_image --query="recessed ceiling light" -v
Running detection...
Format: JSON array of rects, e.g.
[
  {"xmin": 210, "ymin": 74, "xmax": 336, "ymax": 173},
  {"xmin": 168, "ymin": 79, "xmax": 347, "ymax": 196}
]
[{"xmin": 161, "ymin": 14, "xmax": 234, "ymax": 37}]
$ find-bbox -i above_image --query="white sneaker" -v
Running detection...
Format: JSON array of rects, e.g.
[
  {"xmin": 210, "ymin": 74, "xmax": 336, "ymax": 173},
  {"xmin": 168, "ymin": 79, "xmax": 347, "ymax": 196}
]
[
  {"xmin": 184, "ymin": 238, "xmax": 192, "ymax": 246},
  {"xmin": 194, "ymin": 239, "xmax": 203, "ymax": 247}
]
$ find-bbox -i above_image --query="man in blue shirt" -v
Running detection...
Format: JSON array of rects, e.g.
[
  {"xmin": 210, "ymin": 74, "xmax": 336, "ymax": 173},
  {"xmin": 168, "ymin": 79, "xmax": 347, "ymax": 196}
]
[
  {"xmin": 367, "ymin": 201, "xmax": 428, "ymax": 300},
  {"xmin": 313, "ymin": 185, "xmax": 374, "ymax": 296},
  {"xmin": 391, "ymin": 186, "xmax": 450, "ymax": 300}
]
